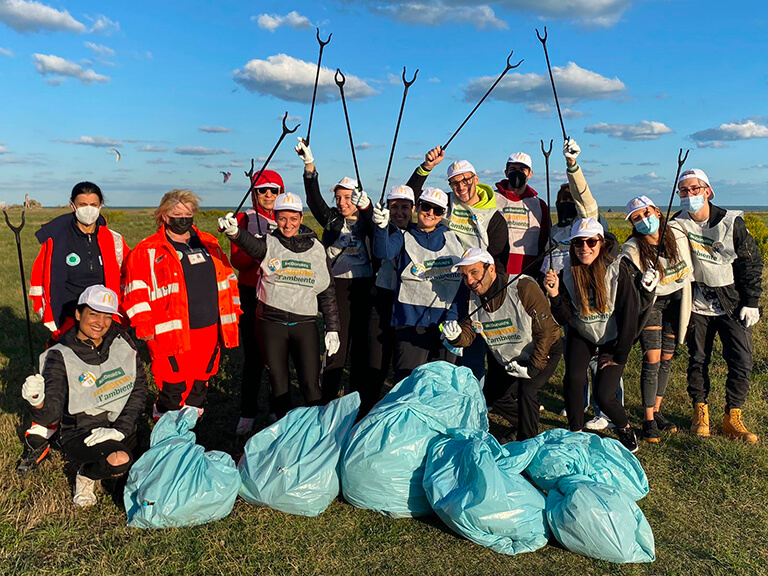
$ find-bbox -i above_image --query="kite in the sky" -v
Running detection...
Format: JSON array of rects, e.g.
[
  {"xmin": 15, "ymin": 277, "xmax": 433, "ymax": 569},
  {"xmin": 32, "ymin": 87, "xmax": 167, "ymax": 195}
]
[
  {"xmin": 220, "ymin": 171, "xmax": 231, "ymax": 183},
  {"xmin": 108, "ymin": 148, "xmax": 121, "ymax": 163}
]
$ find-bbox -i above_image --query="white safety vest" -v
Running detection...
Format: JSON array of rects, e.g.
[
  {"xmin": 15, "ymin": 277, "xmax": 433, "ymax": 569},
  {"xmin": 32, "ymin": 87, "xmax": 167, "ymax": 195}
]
[
  {"xmin": 541, "ymin": 224, "xmax": 572, "ymax": 274},
  {"xmin": 563, "ymin": 258, "xmax": 621, "ymax": 345},
  {"xmin": 40, "ymin": 334, "xmax": 137, "ymax": 422},
  {"xmin": 244, "ymin": 208, "xmax": 277, "ymax": 237},
  {"xmin": 326, "ymin": 219, "xmax": 372, "ymax": 279},
  {"xmin": 258, "ymin": 234, "xmax": 331, "ymax": 316},
  {"xmin": 398, "ymin": 230, "xmax": 463, "ymax": 309},
  {"xmin": 471, "ymin": 277, "xmax": 534, "ymax": 367},
  {"xmin": 446, "ymin": 199, "xmax": 497, "ymax": 250},
  {"xmin": 675, "ymin": 210, "xmax": 741, "ymax": 288},
  {"xmin": 621, "ymin": 226, "xmax": 693, "ymax": 297},
  {"xmin": 497, "ymin": 194, "xmax": 544, "ymax": 256}
]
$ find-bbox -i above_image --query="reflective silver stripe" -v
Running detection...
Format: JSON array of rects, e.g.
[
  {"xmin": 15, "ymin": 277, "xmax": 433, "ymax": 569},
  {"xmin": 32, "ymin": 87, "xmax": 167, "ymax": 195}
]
[
  {"xmin": 29, "ymin": 285, "xmax": 44, "ymax": 296},
  {"xmin": 220, "ymin": 313, "xmax": 238, "ymax": 325},
  {"xmin": 126, "ymin": 302, "xmax": 152, "ymax": 318},
  {"xmin": 232, "ymin": 297, "xmax": 241, "ymax": 305},
  {"xmin": 228, "ymin": 273, "xmax": 238, "ymax": 282},
  {"xmin": 148, "ymin": 248, "xmax": 158, "ymax": 294},
  {"xmin": 155, "ymin": 319, "xmax": 183, "ymax": 334},
  {"xmin": 110, "ymin": 229, "xmax": 125, "ymax": 267},
  {"xmin": 44, "ymin": 320, "xmax": 57, "ymax": 331},
  {"xmin": 217, "ymin": 280, "xmax": 229, "ymax": 291},
  {"xmin": 124, "ymin": 280, "xmax": 149, "ymax": 294},
  {"xmin": 150, "ymin": 283, "xmax": 179, "ymax": 300}
]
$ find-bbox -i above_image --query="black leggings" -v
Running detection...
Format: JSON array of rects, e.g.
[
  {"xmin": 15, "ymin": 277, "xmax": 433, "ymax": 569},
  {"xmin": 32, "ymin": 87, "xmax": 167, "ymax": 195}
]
[
  {"xmin": 61, "ymin": 430, "xmax": 136, "ymax": 480},
  {"xmin": 238, "ymin": 284, "xmax": 267, "ymax": 418},
  {"xmin": 393, "ymin": 325, "xmax": 456, "ymax": 384},
  {"xmin": 256, "ymin": 317, "xmax": 322, "ymax": 419},
  {"xmin": 362, "ymin": 287, "xmax": 396, "ymax": 416},
  {"xmin": 563, "ymin": 329, "xmax": 628, "ymax": 431}
]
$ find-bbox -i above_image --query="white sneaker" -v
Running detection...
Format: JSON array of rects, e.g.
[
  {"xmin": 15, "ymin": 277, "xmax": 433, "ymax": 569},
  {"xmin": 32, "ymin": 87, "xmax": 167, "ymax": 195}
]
[
  {"xmin": 235, "ymin": 417, "xmax": 255, "ymax": 437},
  {"xmin": 559, "ymin": 408, "xmax": 568, "ymax": 417},
  {"xmin": 539, "ymin": 405, "xmax": 545, "ymax": 412},
  {"xmin": 584, "ymin": 415, "xmax": 613, "ymax": 431},
  {"xmin": 73, "ymin": 472, "xmax": 97, "ymax": 508}
]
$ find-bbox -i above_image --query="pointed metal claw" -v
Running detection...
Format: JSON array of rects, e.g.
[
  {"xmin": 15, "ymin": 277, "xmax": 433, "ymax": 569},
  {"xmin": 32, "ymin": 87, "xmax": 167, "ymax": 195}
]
[
  {"xmin": 316, "ymin": 27, "xmax": 332, "ymax": 47},
  {"xmin": 506, "ymin": 51, "xmax": 524, "ymax": 71},
  {"xmin": 402, "ymin": 66, "xmax": 418, "ymax": 87},
  {"xmin": 536, "ymin": 26, "xmax": 547, "ymax": 43},
  {"xmin": 334, "ymin": 68, "xmax": 346, "ymax": 87}
]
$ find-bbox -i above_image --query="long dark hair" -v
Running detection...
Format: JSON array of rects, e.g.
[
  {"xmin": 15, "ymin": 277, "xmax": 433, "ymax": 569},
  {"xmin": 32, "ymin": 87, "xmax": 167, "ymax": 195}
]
[
  {"xmin": 568, "ymin": 236, "xmax": 614, "ymax": 315},
  {"xmin": 629, "ymin": 213, "xmax": 680, "ymax": 271}
]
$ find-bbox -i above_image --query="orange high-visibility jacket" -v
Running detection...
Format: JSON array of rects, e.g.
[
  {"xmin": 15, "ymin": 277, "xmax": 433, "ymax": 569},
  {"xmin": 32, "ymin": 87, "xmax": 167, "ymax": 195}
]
[{"xmin": 122, "ymin": 225, "xmax": 241, "ymax": 356}]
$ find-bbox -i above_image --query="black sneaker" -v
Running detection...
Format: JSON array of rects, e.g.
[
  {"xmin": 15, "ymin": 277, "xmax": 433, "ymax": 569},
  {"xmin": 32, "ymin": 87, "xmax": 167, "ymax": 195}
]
[
  {"xmin": 653, "ymin": 411, "xmax": 678, "ymax": 433},
  {"xmin": 642, "ymin": 420, "xmax": 661, "ymax": 443},
  {"xmin": 16, "ymin": 436, "xmax": 51, "ymax": 474},
  {"xmin": 616, "ymin": 426, "xmax": 639, "ymax": 453}
]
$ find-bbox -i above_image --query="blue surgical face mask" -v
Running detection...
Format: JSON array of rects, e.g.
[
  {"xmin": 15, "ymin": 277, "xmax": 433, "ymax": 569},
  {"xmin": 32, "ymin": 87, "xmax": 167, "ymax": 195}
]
[
  {"xmin": 681, "ymin": 194, "xmax": 707, "ymax": 214},
  {"xmin": 634, "ymin": 215, "xmax": 660, "ymax": 235}
]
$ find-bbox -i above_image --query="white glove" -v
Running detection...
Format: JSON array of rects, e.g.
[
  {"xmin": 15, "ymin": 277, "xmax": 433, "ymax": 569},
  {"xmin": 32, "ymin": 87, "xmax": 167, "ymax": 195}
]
[
  {"xmin": 351, "ymin": 188, "xmax": 371, "ymax": 210},
  {"xmin": 325, "ymin": 331, "xmax": 340, "ymax": 357},
  {"xmin": 83, "ymin": 427, "xmax": 125, "ymax": 447},
  {"xmin": 22, "ymin": 374, "xmax": 45, "ymax": 408},
  {"xmin": 441, "ymin": 320, "xmax": 462, "ymax": 342},
  {"xmin": 218, "ymin": 212, "xmax": 240, "ymax": 238},
  {"xmin": 563, "ymin": 137, "xmax": 581, "ymax": 160},
  {"xmin": 641, "ymin": 268, "xmax": 660, "ymax": 292},
  {"xmin": 505, "ymin": 360, "xmax": 530, "ymax": 379},
  {"xmin": 372, "ymin": 203, "xmax": 390, "ymax": 228},
  {"xmin": 739, "ymin": 306, "xmax": 760, "ymax": 328},
  {"xmin": 294, "ymin": 137, "xmax": 314, "ymax": 165}
]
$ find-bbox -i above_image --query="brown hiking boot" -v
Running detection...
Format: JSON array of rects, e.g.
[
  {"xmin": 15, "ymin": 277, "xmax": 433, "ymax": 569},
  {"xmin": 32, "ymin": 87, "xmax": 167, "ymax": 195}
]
[
  {"xmin": 722, "ymin": 408, "xmax": 758, "ymax": 443},
  {"xmin": 691, "ymin": 403, "xmax": 710, "ymax": 437}
]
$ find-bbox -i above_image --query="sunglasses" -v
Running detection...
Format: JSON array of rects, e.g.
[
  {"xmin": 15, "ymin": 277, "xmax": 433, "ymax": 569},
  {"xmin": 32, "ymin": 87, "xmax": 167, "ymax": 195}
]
[
  {"xmin": 571, "ymin": 237, "xmax": 601, "ymax": 248},
  {"xmin": 418, "ymin": 201, "xmax": 445, "ymax": 217},
  {"xmin": 253, "ymin": 187, "xmax": 279, "ymax": 196}
]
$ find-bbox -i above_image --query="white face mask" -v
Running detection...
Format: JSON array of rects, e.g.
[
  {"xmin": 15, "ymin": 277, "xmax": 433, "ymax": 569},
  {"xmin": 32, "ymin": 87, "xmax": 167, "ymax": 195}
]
[{"xmin": 73, "ymin": 205, "xmax": 101, "ymax": 226}]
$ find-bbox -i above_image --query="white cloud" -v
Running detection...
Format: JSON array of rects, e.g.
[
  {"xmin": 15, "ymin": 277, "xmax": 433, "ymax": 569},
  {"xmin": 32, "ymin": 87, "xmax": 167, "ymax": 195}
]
[
  {"xmin": 84, "ymin": 42, "xmax": 114, "ymax": 57},
  {"xmin": 629, "ymin": 171, "xmax": 661, "ymax": 182},
  {"xmin": 174, "ymin": 146, "xmax": 233, "ymax": 156},
  {"xmin": 463, "ymin": 62, "xmax": 625, "ymax": 106},
  {"xmin": 695, "ymin": 141, "xmax": 729, "ymax": 149},
  {"xmin": 254, "ymin": 11, "xmax": 312, "ymax": 32},
  {"xmin": 88, "ymin": 14, "xmax": 119, "ymax": 35},
  {"xmin": 690, "ymin": 120, "xmax": 768, "ymax": 142},
  {"xmin": 0, "ymin": 46, "xmax": 13, "ymax": 56},
  {"xmin": 57, "ymin": 135, "xmax": 121, "ymax": 147},
  {"xmin": 524, "ymin": 102, "xmax": 586, "ymax": 119},
  {"xmin": 0, "ymin": 143, "xmax": 9, "ymax": 154},
  {"xmin": 428, "ymin": 77, "xmax": 440, "ymax": 83},
  {"xmin": 233, "ymin": 53, "xmax": 377, "ymax": 103},
  {"xmin": 146, "ymin": 158, "xmax": 173, "ymax": 165},
  {"xmin": 584, "ymin": 120, "xmax": 673, "ymax": 141},
  {"xmin": 355, "ymin": 142, "xmax": 380, "ymax": 150},
  {"xmin": 199, "ymin": 126, "xmax": 235, "ymax": 133},
  {"xmin": 138, "ymin": 145, "xmax": 168, "ymax": 152},
  {"xmin": 0, "ymin": 0, "xmax": 85, "ymax": 33},
  {"xmin": 369, "ymin": 1, "xmax": 506, "ymax": 29},
  {"xmin": 33, "ymin": 53, "xmax": 110, "ymax": 84}
]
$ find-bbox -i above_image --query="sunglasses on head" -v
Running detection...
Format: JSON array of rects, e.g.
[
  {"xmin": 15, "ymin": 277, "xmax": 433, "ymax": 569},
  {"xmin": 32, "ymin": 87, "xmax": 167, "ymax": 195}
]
[
  {"xmin": 418, "ymin": 201, "xmax": 445, "ymax": 217},
  {"xmin": 254, "ymin": 187, "xmax": 279, "ymax": 196},
  {"xmin": 571, "ymin": 237, "xmax": 601, "ymax": 248}
]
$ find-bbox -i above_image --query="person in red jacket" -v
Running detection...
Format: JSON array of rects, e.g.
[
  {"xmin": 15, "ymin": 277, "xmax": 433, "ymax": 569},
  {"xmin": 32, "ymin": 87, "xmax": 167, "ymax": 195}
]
[
  {"xmin": 230, "ymin": 170, "xmax": 282, "ymax": 436},
  {"xmin": 19, "ymin": 182, "xmax": 129, "ymax": 474},
  {"xmin": 122, "ymin": 189, "xmax": 241, "ymax": 419}
]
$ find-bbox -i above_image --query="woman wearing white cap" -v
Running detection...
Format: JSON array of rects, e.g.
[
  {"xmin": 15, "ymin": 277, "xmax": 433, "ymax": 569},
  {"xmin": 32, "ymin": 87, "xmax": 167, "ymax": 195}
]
[
  {"xmin": 621, "ymin": 195, "xmax": 693, "ymax": 443},
  {"xmin": 544, "ymin": 218, "xmax": 646, "ymax": 453},
  {"xmin": 219, "ymin": 193, "xmax": 341, "ymax": 419},
  {"xmin": 372, "ymin": 187, "xmax": 467, "ymax": 382},
  {"xmin": 295, "ymin": 140, "xmax": 373, "ymax": 403}
]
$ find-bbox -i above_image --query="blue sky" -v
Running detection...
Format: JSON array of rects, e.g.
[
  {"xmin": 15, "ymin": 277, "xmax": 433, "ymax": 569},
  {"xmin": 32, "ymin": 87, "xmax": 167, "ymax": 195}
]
[{"xmin": 1, "ymin": 0, "xmax": 767, "ymax": 209}]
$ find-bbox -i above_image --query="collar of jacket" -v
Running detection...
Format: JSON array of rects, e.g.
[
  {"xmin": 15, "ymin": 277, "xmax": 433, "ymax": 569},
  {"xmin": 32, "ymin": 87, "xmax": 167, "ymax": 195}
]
[
  {"xmin": 35, "ymin": 212, "xmax": 107, "ymax": 244},
  {"xmin": 272, "ymin": 225, "xmax": 319, "ymax": 252},
  {"xmin": 460, "ymin": 182, "xmax": 497, "ymax": 209},
  {"xmin": 494, "ymin": 181, "xmax": 539, "ymax": 202},
  {"xmin": 479, "ymin": 271, "xmax": 508, "ymax": 311}
]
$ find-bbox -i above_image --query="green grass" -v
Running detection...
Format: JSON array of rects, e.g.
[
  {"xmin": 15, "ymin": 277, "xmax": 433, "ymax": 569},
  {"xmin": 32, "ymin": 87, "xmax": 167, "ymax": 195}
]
[{"xmin": 2, "ymin": 208, "xmax": 768, "ymax": 576}]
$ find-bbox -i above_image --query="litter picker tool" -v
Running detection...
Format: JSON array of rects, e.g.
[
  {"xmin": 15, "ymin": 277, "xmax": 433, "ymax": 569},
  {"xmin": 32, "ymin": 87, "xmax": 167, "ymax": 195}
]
[
  {"xmin": 379, "ymin": 66, "xmax": 419, "ymax": 205},
  {"xmin": 652, "ymin": 148, "xmax": 689, "ymax": 270},
  {"xmin": 305, "ymin": 28, "xmax": 332, "ymax": 146},
  {"xmin": 540, "ymin": 138, "xmax": 556, "ymax": 285},
  {"xmin": 335, "ymin": 68, "xmax": 364, "ymax": 190},
  {"xmin": 442, "ymin": 51, "xmax": 523, "ymax": 151},
  {"xmin": 536, "ymin": 27, "xmax": 568, "ymax": 141},
  {"xmin": 3, "ymin": 209, "xmax": 36, "ymax": 373}
]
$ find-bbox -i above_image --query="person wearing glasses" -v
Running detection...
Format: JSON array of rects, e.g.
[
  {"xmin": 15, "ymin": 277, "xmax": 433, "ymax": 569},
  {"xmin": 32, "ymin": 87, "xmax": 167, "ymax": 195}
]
[
  {"xmin": 544, "ymin": 218, "xmax": 645, "ymax": 453},
  {"xmin": 622, "ymin": 195, "xmax": 693, "ymax": 443},
  {"xmin": 672, "ymin": 169, "xmax": 762, "ymax": 442},
  {"xmin": 372, "ymin": 187, "xmax": 467, "ymax": 382},
  {"xmin": 442, "ymin": 248, "xmax": 562, "ymax": 441},
  {"xmin": 294, "ymin": 140, "xmax": 374, "ymax": 404},
  {"xmin": 230, "ymin": 170, "xmax": 282, "ymax": 436}
]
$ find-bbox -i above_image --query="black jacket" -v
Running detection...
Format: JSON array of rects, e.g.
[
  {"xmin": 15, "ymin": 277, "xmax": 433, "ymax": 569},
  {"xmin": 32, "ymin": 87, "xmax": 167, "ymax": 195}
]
[
  {"xmin": 31, "ymin": 324, "xmax": 148, "ymax": 443},
  {"xmin": 230, "ymin": 225, "xmax": 341, "ymax": 330}
]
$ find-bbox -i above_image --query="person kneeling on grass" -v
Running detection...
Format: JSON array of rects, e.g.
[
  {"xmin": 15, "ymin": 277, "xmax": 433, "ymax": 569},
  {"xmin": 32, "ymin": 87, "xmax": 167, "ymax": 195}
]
[{"xmin": 21, "ymin": 285, "xmax": 148, "ymax": 507}]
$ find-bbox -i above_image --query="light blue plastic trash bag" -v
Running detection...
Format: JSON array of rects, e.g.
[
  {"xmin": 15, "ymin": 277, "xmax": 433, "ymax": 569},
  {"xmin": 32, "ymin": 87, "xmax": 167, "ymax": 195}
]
[
  {"xmin": 423, "ymin": 430, "xmax": 549, "ymax": 556},
  {"xmin": 238, "ymin": 392, "xmax": 360, "ymax": 517},
  {"xmin": 124, "ymin": 407, "xmax": 240, "ymax": 528},
  {"xmin": 341, "ymin": 361, "xmax": 488, "ymax": 518},
  {"xmin": 524, "ymin": 428, "xmax": 649, "ymax": 500},
  {"xmin": 546, "ymin": 475, "xmax": 655, "ymax": 563}
]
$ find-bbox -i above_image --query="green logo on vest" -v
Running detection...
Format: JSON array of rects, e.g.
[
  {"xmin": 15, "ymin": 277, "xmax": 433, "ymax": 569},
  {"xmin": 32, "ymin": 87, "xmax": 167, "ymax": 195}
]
[{"xmin": 66, "ymin": 252, "xmax": 81, "ymax": 267}]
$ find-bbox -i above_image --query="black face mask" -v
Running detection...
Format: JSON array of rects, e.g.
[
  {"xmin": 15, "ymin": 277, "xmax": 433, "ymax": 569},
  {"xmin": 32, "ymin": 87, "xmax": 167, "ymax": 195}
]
[
  {"xmin": 167, "ymin": 216, "xmax": 194, "ymax": 235},
  {"xmin": 506, "ymin": 169, "xmax": 527, "ymax": 189},
  {"xmin": 557, "ymin": 202, "xmax": 577, "ymax": 224}
]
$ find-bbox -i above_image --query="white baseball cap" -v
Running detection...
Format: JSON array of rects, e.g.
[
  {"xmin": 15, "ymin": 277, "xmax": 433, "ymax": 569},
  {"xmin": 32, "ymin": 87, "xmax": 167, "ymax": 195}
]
[
  {"xmin": 506, "ymin": 152, "xmax": 533, "ymax": 171},
  {"xmin": 78, "ymin": 284, "xmax": 121, "ymax": 316},
  {"xmin": 453, "ymin": 247, "xmax": 494, "ymax": 270},
  {"xmin": 625, "ymin": 195, "xmax": 657, "ymax": 220},
  {"xmin": 446, "ymin": 160, "xmax": 476, "ymax": 181},
  {"xmin": 387, "ymin": 184, "xmax": 415, "ymax": 203},
  {"xmin": 419, "ymin": 187, "xmax": 449, "ymax": 210},
  {"xmin": 273, "ymin": 192, "xmax": 303, "ymax": 212},
  {"xmin": 678, "ymin": 168, "xmax": 714, "ymax": 198},
  {"xmin": 570, "ymin": 217, "xmax": 604, "ymax": 240},
  {"xmin": 332, "ymin": 176, "xmax": 358, "ymax": 192}
]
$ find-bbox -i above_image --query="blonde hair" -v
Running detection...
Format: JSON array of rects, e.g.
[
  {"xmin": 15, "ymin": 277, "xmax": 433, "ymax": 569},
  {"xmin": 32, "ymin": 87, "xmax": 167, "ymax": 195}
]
[{"xmin": 154, "ymin": 189, "xmax": 200, "ymax": 229}]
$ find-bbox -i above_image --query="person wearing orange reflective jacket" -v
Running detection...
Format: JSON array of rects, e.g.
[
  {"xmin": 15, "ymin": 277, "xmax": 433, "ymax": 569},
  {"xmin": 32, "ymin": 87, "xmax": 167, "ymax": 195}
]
[{"xmin": 122, "ymin": 189, "xmax": 241, "ymax": 418}]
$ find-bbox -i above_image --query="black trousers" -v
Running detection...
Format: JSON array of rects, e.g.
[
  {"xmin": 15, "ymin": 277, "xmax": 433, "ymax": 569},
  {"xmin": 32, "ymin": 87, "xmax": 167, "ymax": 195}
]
[
  {"xmin": 362, "ymin": 287, "xmax": 396, "ymax": 417},
  {"xmin": 686, "ymin": 312, "xmax": 752, "ymax": 410},
  {"xmin": 485, "ymin": 338, "xmax": 563, "ymax": 441},
  {"xmin": 563, "ymin": 329, "xmax": 628, "ymax": 431},
  {"xmin": 256, "ymin": 318, "xmax": 322, "ymax": 418},
  {"xmin": 61, "ymin": 430, "xmax": 137, "ymax": 480},
  {"xmin": 393, "ymin": 325, "xmax": 456, "ymax": 384},
  {"xmin": 238, "ymin": 284, "xmax": 267, "ymax": 418},
  {"xmin": 322, "ymin": 277, "xmax": 374, "ymax": 403}
]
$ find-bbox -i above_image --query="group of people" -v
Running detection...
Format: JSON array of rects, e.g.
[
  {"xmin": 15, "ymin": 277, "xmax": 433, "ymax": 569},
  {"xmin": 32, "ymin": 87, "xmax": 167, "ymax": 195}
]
[{"xmin": 18, "ymin": 137, "xmax": 763, "ymax": 508}]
